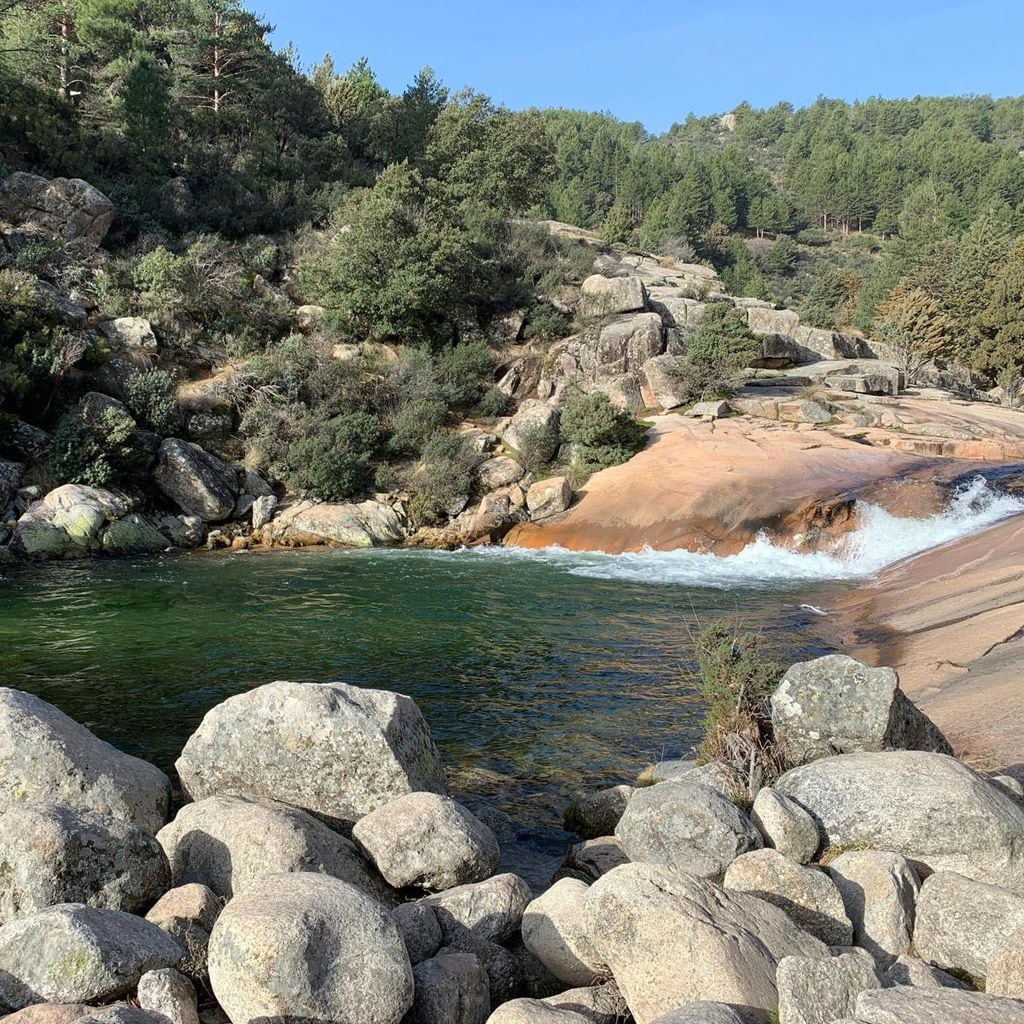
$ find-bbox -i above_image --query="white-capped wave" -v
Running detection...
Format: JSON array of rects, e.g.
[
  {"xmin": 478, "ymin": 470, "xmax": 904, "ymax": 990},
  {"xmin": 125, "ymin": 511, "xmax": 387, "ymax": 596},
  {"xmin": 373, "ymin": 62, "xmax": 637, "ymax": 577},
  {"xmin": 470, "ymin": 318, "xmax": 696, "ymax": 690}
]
[{"xmin": 465, "ymin": 476, "xmax": 1024, "ymax": 589}]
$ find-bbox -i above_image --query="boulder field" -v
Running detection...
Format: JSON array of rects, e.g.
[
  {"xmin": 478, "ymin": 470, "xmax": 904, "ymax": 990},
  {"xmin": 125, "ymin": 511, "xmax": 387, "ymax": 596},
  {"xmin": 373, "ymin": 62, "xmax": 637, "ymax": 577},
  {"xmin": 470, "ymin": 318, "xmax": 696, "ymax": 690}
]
[{"xmin": 0, "ymin": 656, "xmax": 1022, "ymax": 1023}]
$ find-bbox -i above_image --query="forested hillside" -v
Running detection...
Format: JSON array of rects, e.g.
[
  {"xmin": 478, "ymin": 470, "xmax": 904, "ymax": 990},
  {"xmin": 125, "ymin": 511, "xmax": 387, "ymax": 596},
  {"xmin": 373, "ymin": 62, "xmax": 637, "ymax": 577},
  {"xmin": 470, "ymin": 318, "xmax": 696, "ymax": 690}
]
[{"xmin": 2, "ymin": 0, "xmax": 1024, "ymax": 529}]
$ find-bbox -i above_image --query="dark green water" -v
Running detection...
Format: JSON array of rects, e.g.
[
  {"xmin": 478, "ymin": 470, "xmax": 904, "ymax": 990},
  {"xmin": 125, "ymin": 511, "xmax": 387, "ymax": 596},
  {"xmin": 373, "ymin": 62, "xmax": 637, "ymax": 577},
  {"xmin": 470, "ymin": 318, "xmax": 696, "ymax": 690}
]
[{"xmin": 0, "ymin": 546, "xmax": 838, "ymax": 885}]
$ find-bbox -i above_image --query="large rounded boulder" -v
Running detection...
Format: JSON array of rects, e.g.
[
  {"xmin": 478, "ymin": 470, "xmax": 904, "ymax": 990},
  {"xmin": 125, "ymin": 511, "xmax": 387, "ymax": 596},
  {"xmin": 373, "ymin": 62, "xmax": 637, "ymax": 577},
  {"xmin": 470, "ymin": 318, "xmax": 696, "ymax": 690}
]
[
  {"xmin": 0, "ymin": 803, "xmax": 170, "ymax": 922},
  {"xmin": 352, "ymin": 792, "xmax": 499, "ymax": 891},
  {"xmin": 0, "ymin": 905, "xmax": 184, "ymax": 1011},
  {"xmin": 157, "ymin": 794, "xmax": 388, "ymax": 901},
  {"xmin": 582, "ymin": 863, "xmax": 828, "ymax": 1024},
  {"xmin": 775, "ymin": 751, "xmax": 1024, "ymax": 893},
  {"xmin": 0, "ymin": 688, "xmax": 170, "ymax": 836},
  {"xmin": 614, "ymin": 780, "xmax": 761, "ymax": 879},
  {"xmin": 208, "ymin": 872, "xmax": 413, "ymax": 1024},
  {"xmin": 175, "ymin": 681, "xmax": 448, "ymax": 829}
]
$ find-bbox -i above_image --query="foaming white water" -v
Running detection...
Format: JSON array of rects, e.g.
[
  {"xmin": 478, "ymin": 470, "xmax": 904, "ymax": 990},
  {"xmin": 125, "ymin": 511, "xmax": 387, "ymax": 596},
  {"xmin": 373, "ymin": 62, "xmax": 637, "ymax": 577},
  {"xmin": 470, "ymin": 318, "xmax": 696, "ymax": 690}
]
[{"xmin": 469, "ymin": 476, "xmax": 1024, "ymax": 589}]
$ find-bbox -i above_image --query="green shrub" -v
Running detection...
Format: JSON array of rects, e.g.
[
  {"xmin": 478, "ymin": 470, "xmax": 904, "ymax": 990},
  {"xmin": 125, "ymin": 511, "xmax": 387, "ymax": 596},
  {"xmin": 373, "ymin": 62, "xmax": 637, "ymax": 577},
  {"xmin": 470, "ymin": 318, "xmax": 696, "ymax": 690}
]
[
  {"xmin": 692, "ymin": 623, "xmax": 785, "ymax": 792},
  {"xmin": 433, "ymin": 342, "xmax": 495, "ymax": 410},
  {"xmin": 514, "ymin": 422, "xmax": 560, "ymax": 473},
  {"xmin": 476, "ymin": 387, "xmax": 511, "ymax": 418},
  {"xmin": 560, "ymin": 392, "xmax": 648, "ymax": 472},
  {"xmin": 686, "ymin": 302, "xmax": 759, "ymax": 370},
  {"xmin": 388, "ymin": 398, "xmax": 447, "ymax": 454},
  {"xmin": 411, "ymin": 431, "xmax": 480, "ymax": 518},
  {"xmin": 284, "ymin": 411, "xmax": 381, "ymax": 501},
  {"xmin": 48, "ymin": 408, "xmax": 151, "ymax": 488},
  {"xmin": 124, "ymin": 369, "xmax": 177, "ymax": 434},
  {"xmin": 522, "ymin": 302, "xmax": 572, "ymax": 342}
]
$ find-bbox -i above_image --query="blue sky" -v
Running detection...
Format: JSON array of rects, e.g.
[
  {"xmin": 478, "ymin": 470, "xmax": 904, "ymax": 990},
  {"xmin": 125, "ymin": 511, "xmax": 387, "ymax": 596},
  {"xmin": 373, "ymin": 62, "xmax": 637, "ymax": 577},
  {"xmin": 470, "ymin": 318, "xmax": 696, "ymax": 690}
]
[{"xmin": 258, "ymin": 0, "xmax": 1024, "ymax": 134}]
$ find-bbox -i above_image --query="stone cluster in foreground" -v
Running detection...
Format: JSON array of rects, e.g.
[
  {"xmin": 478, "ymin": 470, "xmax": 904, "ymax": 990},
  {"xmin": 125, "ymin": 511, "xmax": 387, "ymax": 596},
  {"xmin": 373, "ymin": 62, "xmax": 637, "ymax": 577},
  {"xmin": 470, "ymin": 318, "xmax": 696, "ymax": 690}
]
[{"xmin": 0, "ymin": 654, "xmax": 1023, "ymax": 1023}]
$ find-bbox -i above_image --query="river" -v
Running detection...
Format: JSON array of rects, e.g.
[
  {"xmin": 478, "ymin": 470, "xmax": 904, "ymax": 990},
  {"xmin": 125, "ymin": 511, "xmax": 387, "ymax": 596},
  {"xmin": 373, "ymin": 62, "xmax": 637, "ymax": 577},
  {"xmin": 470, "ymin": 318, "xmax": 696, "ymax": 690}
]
[{"xmin": 0, "ymin": 545, "xmax": 838, "ymax": 886}]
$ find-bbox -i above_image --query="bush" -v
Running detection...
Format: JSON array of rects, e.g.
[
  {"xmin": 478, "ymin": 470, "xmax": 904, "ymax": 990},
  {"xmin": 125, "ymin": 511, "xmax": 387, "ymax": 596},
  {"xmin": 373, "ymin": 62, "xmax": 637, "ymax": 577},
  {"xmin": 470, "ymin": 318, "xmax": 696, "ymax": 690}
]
[
  {"xmin": 560, "ymin": 391, "xmax": 648, "ymax": 472},
  {"xmin": 686, "ymin": 302, "xmax": 759, "ymax": 371},
  {"xmin": 124, "ymin": 369, "xmax": 177, "ymax": 434},
  {"xmin": 48, "ymin": 408, "xmax": 151, "ymax": 488},
  {"xmin": 476, "ymin": 387, "xmax": 511, "ymax": 418},
  {"xmin": 693, "ymin": 623, "xmax": 785, "ymax": 795},
  {"xmin": 433, "ymin": 341, "xmax": 495, "ymax": 410},
  {"xmin": 522, "ymin": 302, "xmax": 572, "ymax": 342},
  {"xmin": 515, "ymin": 422, "xmax": 560, "ymax": 473},
  {"xmin": 388, "ymin": 398, "xmax": 448, "ymax": 454},
  {"xmin": 410, "ymin": 431, "xmax": 480, "ymax": 521},
  {"xmin": 284, "ymin": 411, "xmax": 381, "ymax": 501}
]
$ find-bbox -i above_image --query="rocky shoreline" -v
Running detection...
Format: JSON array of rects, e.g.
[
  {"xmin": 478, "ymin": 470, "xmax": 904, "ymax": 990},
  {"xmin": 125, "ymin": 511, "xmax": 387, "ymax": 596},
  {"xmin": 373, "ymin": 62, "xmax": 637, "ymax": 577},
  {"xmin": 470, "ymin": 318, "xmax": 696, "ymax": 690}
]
[{"xmin": 0, "ymin": 655, "xmax": 1023, "ymax": 1024}]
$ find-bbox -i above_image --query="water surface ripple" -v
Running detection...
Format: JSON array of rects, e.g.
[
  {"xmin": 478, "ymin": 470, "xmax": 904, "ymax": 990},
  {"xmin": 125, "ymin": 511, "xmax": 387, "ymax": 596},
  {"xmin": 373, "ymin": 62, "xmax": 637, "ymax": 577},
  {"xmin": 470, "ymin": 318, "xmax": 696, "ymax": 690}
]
[{"xmin": 0, "ymin": 547, "xmax": 836, "ymax": 885}]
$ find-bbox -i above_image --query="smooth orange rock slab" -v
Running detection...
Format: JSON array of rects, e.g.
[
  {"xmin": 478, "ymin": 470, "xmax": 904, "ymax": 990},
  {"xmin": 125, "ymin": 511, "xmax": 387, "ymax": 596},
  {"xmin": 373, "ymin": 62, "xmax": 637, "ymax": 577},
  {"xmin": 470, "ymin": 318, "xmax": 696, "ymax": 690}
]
[
  {"xmin": 505, "ymin": 417, "xmax": 979, "ymax": 555},
  {"xmin": 838, "ymin": 515, "xmax": 1024, "ymax": 769}
]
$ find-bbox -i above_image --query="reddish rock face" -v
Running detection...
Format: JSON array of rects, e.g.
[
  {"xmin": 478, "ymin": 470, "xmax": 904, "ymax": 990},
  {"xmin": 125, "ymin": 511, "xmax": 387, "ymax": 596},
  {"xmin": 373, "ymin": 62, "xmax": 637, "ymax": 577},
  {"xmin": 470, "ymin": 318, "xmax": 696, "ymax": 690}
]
[{"xmin": 504, "ymin": 417, "xmax": 981, "ymax": 556}]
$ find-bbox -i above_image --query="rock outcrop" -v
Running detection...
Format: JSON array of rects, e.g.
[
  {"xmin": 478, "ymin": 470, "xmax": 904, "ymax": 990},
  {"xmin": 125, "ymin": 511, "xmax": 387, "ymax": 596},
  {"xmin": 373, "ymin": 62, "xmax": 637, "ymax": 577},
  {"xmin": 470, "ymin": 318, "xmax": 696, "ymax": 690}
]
[{"xmin": 0, "ymin": 173, "xmax": 115, "ymax": 248}]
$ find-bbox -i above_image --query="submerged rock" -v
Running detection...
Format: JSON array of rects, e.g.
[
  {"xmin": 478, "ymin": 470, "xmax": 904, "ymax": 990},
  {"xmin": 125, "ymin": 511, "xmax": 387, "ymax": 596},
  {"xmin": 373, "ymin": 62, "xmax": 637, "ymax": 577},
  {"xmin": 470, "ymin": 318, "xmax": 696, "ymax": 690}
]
[
  {"xmin": 563, "ymin": 784, "xmax": 633, "ymax": 839},
  {"xmin": 208, "ymin": 872, "xmax": 413, "ymax": 1024},
  {"xmin": 0, "ymin": 688, "xmax": 170, "ymax": 835},
  {"xmin": 176, "ymin": 680, "xmax": 447, "ymax": 829}
]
